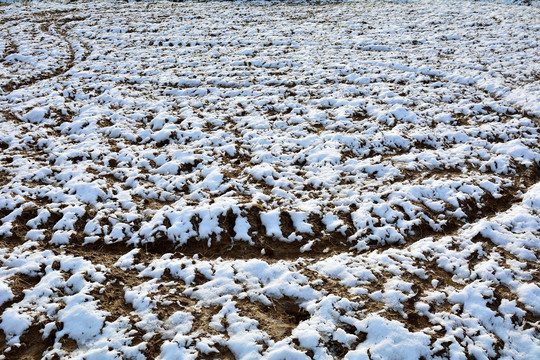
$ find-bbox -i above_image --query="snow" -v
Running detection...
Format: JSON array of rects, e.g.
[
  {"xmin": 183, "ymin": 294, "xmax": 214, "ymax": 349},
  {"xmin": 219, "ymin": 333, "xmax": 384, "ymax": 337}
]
[
  {"xmin": 0, "ymin": 307, "xmax": 32, "ymax": 343},
  {"xmin": 234, "ymin": 216, "xmax": 252, "ymax": 242},
  {"xmin": 57, "ymin": 303, "xmax": 108, "ymax": 345},
  {"xmin": 0, "ymin": 0, "xmax": 539, "ymax": 359},
  {"xmin": 22, "ymin": 107, "xmax": 47, "ymax": 124},
  {"xmin": 515, "ymin": 283, "xmax": 540, "ymax": 316},
  {"xmin": 260, "ymin": 210, "xmax": 283, "ymax": 239},
  {"xmin": 347, "ymin": 316, "xmax": 431, "ymax": 360}
]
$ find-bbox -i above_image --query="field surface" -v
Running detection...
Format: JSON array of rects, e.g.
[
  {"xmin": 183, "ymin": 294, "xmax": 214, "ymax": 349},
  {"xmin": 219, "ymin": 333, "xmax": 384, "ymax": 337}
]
[{"xmin": 0, "ymin": 1, "xmax": 539, "ymax": 359}]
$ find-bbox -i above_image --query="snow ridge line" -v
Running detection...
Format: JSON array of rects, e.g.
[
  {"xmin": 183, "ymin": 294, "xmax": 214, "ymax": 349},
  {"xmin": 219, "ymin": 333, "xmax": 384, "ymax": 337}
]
[{"xmin": 2, "ymin": 163, "xmax": 538, "ymax": 259}]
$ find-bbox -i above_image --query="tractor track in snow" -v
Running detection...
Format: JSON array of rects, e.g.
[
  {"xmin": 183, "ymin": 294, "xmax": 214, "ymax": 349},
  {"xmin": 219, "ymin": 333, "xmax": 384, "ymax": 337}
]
[{"xmin": 0, "ymin": 10, "xmax": 89, "ymax": 95}]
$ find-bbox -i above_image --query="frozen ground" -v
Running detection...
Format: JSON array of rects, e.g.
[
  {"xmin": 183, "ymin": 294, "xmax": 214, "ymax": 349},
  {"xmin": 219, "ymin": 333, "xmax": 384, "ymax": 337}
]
[{"xmin": 0, "ymin": 0, "xmax": 539, "ymax": 359}]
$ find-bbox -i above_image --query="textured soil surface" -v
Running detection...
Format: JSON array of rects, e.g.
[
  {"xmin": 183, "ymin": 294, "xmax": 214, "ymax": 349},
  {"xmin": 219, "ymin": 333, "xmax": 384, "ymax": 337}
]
[{"xmin": 0, "ymin": 1, "xmax": 539, "ymax": 359}]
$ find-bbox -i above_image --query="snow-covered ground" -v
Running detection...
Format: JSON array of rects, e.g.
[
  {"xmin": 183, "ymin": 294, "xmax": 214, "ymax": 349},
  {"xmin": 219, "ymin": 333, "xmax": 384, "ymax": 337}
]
[{"xmin": 0, "ymin": 0, "xmax": 539, "ymax": 359}]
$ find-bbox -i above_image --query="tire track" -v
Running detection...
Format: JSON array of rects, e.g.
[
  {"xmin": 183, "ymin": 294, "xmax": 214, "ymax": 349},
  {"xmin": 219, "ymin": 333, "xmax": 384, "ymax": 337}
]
[
  {"xmin": 359, "ymin": 56, "xmax": 540, "ymax": 126},
  {"xmin": 0, "ymin": 11, "xmax": 89, "ymax": 95}
]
